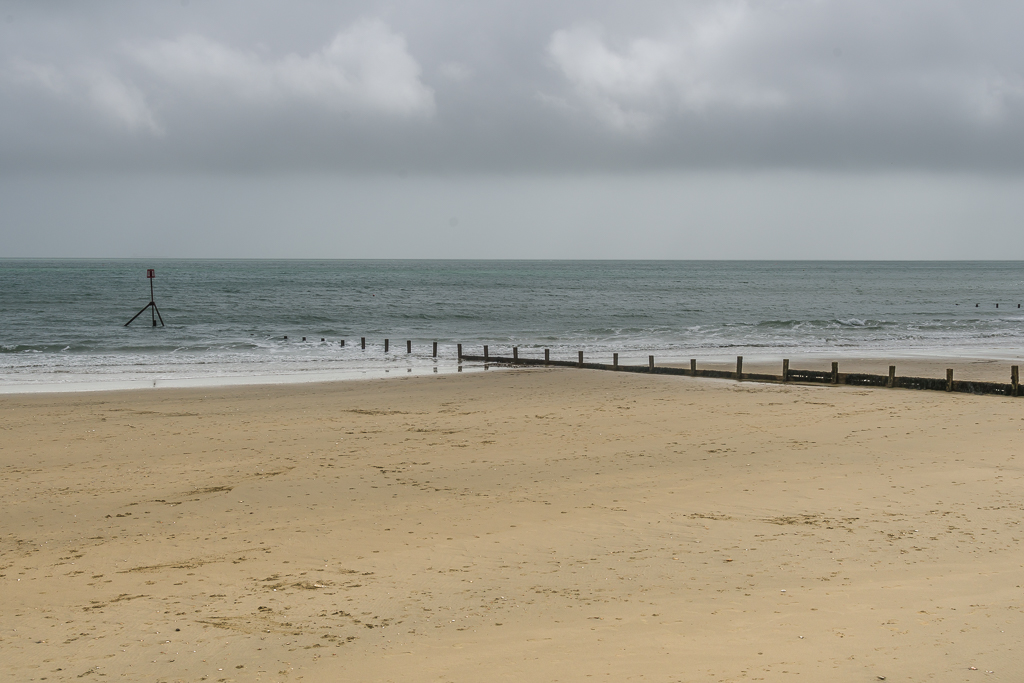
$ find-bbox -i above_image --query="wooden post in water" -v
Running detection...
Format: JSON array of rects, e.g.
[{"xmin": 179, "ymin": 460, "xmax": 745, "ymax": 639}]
[
  {"xmin": 407, "ymin": 340, "xmax": 412, "ymax": 353},
  {"xmin": 831, "ymin": 362, "xmax": 839, "ymax": 385},
  {"xmin": 513, "ymin": 347, "xmax": 519, "ymax": 360},
  {"xmin": 384, "ymin": 339, "xmax": 389, "ymax": 352},
  {"xmin": 457, "ymin": 343, "xmax": 462, "ymax": 361},
  {"xmin": 888, "ymin": 365, "xmax": 896, "ymax": 388},
  {"xmin": 432, "ymin": 341, "xmax": 437, "ymax": 358},
  {"xmin": 736, "ymin": 356, "xmax": 743, "ymax": 379},
  {"xmin": 578, "ymin": 351, "xmax": 584, "ymax": 367},
  {"xmin": 545, "ymin": 349, "xmax": 550, "ymax": 365},
  {"xmin": 782, "ymin": 359, "xmax": 789, "ymax": 382},
  {"xmin": 361, "ymin": 337, "xmax": 366, "ymax": 349},
  {"xmin": 649, "ymin": 355, "xmax": 655, "ymax": 372},
  {"xmin": 946, "ymin": 369, "xmax": 954, "ymax": 392},
  {"xmin": 1013, "ymin": 365, "xmax": 1019, "ymax": 397},
  {"xmin": 613, "ymin": 353, "xmax": 619, "ymax": 369},
  {"xmin": 690, "ymin": 359, "xmax": 696, "ymax": 375},
  {"xmin": 484, "ymin": 345, "xmax": 489, "ymax": 360},
  {"xmin": 340, "ymin": 339, "xmax": 345, "ymax": 347}
]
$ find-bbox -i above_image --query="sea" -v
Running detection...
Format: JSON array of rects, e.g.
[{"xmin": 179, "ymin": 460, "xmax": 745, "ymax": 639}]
[{"xmin": 2, "ymin": 259, "xmax": 1023, "ymax": 393}]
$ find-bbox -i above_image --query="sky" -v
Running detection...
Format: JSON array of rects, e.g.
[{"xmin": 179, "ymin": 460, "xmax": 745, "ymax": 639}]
[{"xmin": 2, "ymin": 0, "xmax": 1023, "ymax": 259}]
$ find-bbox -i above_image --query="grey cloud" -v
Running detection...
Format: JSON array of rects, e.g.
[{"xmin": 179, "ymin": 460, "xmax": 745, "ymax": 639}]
[
  {"xmin": 1, "ymin": 0, "xmax": 1024, "ymax": 173},
  {"xmin": 542, "ymin": 2, "xmax": 1024, "ymax": 156}
]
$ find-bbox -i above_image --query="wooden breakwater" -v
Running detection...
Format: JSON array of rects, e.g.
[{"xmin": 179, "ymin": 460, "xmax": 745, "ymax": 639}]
[
  {"xmin": 458, "ymin": 347, "xmax": 1022, "ymax": 398},
  {"xmin": 276, "ymin": 336, "xmax": 1020, "ymax": 398}
]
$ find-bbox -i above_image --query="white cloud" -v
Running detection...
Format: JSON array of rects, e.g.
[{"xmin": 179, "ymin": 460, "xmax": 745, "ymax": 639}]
[
  {"xmin": 6, "ymin": 59, "xmax": 161, "ymax": 134},
  {"xmin": 547, "ymin": 8, "xmax": 786, "ymax": 132},
  {"xmin": 546, "ymin": 1, "xmax": 1024, "ymax": 133},
  {"xmin": 132, "ymin": 19, "xmax": 434, "ymax": 117}
]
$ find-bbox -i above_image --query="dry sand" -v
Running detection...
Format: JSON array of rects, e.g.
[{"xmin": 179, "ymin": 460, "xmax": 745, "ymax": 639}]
[{"xmin": 2, "ymin": 367, "xmax": 1023, "ymax": 682}]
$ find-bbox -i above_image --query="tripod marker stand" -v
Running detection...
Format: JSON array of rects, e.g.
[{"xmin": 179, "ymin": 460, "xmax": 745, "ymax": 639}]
[{"xmin": 125, "ymin": 268, "xmax": 165, "ymax": 327}]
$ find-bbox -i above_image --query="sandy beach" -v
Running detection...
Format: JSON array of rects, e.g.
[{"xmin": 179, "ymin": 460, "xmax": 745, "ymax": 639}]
[{"xmin": 3, "ymin": 366, "xmax": 1023, "ymax": 682}]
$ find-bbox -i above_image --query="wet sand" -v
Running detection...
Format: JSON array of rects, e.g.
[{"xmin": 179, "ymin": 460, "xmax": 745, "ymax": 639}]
[
  {"xmin": 674, "ymin": 355, "xmax": 1024, "ymax": 384},
  {"xmin": 3, "ymin": 367, "xmax": 1023, "ymax": 682}
]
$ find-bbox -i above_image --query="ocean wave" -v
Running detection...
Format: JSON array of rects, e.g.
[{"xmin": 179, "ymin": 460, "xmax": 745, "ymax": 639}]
[{"xmin": 753, "ymin": 318, "xmax": 893, "ymax": 330}]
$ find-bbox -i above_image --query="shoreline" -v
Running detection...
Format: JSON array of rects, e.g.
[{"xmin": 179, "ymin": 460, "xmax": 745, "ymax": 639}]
[
  {"xmin": 0, "ymin": 362, "xmax": 486, "ymax": 396},
  {"xmin": 2, "ymin": 348, "xmax": 1023, "ymax": 396}
]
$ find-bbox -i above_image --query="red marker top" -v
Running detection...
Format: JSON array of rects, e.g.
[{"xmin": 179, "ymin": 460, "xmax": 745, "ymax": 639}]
[{"xmin": 147, "ymin": 269, "xmax": 155, "ymax": 278}]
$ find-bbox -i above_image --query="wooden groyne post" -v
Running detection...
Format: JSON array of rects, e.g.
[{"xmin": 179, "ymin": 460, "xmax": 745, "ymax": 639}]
[
  {"xmin": 361, "ymin": 337, "xmax": 366, "ymax": 349},
  {"xmin": 433, "ymin": 341, "xmax": 438, "ymax": 358},
  {"xmin": 407, "ymin": 340, "xmax": 412, "ymax": 353},
  {"xmin": 453, "ymin": 346, "xmax": 1024, "ymax": 399},
  {"xmin": 385, "ymin": 339, "xmax": 389, "ymax": 352}
]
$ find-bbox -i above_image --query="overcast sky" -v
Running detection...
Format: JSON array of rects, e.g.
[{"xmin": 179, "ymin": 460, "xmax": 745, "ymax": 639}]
[{"xmin": 2, "ymin": 0, "xmax": 1023, "ymax": 258}]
